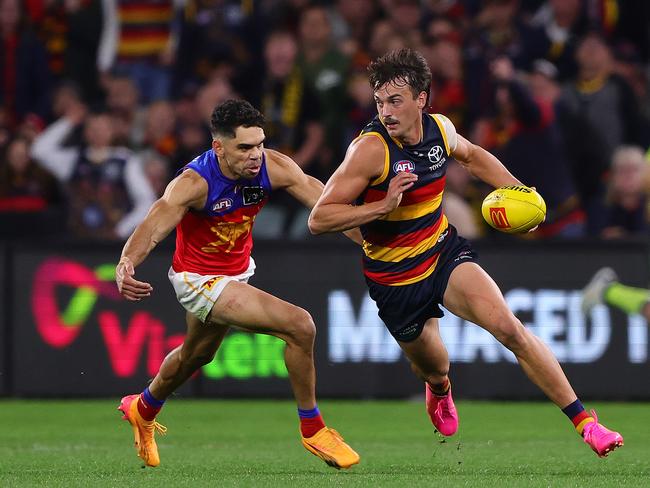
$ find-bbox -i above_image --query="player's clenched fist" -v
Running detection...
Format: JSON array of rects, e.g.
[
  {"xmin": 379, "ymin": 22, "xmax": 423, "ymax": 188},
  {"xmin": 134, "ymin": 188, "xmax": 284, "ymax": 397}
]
[
  {"xmin": 382, "ymin": 171, "xmax": 418, "ymax": 214},
  {"xmin": 116, "ymin": 256, "xmax": 153, "ymax": 301}
]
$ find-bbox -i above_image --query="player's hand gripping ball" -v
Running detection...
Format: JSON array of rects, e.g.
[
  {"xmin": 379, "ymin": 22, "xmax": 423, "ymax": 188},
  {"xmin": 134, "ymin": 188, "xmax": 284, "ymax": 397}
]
[{"xmin": 481, "ymin": 185, "xmax": 546, "ymax": 233}]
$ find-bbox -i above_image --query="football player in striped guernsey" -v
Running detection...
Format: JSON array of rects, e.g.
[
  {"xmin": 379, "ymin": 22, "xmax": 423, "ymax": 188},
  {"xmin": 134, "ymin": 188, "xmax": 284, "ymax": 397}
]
[{"xmin": 309, "ymin": 48, "xmax": 623, "ymax": 458}]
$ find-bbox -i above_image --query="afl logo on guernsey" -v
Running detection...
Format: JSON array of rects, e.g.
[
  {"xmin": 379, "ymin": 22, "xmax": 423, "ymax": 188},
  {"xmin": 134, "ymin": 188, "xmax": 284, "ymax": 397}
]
[
  {"xmin": 212, "ymin": 198, "xmax": 233, "ymax": 212},
  {"xmin": 393, "ymin": 160, "xmax": 415, "ymax": 173}
]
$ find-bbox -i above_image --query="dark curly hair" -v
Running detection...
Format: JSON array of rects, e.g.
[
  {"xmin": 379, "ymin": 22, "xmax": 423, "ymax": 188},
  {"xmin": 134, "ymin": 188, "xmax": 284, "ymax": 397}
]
[
  {"xmin": 210, "ymin": 99, "xmax": 265, "ymax": 139},
  {"xmin": 367, "ymin": 48, "xmax": 431, "ymax": 103}
]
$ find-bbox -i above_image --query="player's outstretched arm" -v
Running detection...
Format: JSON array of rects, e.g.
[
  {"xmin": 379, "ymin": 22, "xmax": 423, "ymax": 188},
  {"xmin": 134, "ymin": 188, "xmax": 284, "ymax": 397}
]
[
  {"xmin": 452, "ymin": 134, "xmax": 522, "ymax": 189},
  {"xmin": 265, "ymin": 149, "xmax": 363, "ymax": 244},
  {"xmin": 309, "ymin": 136, "xmax": 417, "ymax": 234},
  {"xmin": 116, "ymin": 170, "xmax": 207, "ymax": 301}
]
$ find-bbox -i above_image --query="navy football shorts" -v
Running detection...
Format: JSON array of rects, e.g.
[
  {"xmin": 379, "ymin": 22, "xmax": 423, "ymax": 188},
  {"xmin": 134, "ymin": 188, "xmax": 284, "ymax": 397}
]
[{"xmin": 365, "ymin": 225, "xmax": 478, "ymax": 342}]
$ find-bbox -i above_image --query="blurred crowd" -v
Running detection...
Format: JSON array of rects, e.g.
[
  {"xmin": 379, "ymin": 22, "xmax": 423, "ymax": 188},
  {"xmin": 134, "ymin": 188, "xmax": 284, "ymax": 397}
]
[{"xmin": 1, "ymin": 0, "xmax": 650, "ymax": 241}]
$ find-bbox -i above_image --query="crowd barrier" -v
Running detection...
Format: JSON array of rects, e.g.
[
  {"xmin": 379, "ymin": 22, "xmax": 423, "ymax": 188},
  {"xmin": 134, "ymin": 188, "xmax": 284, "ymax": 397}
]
[{"xmin": 1, "ymin": 238, "xmax": 648, "ymax": 399}]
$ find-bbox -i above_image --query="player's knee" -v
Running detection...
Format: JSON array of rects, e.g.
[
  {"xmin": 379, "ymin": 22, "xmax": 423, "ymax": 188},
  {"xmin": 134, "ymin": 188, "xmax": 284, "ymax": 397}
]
[
  {"xmin": 494, "ymin": 317, "xmax": 528, "ymax": 352},
  {"xmin": 288, "ymin": 307, "xmax": 316, "ymax": 347}
]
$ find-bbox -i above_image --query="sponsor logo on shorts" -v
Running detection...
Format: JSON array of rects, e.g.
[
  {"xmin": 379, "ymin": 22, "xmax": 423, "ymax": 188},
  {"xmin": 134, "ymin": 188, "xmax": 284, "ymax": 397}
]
[
  {"xmin": 453, "ymin": 250, "xmax": 473, "ymax": 263},
  {"xmin": 398, "ymin": 323, "xmax": 420, "ymax": 339},
  {"xmin": 489, "ymin": 207, "xmax": 511, "ymax": 228},
  {"xmin": 212, "ymin": 198, "xmax": 233, "ymax": 212}
]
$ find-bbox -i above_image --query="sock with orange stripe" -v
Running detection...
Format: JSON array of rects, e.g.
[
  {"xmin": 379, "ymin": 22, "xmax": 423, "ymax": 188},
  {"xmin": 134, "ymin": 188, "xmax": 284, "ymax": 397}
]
[
  {"xmin": 562, "ymin": 399, "xmax": 594, "ymax": 436},
  {"xmin": 137, "ymin": 387, "xmax": 165, "ymax": 421}
]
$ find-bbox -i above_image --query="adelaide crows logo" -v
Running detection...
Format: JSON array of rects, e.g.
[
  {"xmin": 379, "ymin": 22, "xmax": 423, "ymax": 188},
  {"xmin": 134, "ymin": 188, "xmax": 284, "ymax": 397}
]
[{"xmin": 242, "ymin": 186, "xmax": 266, "ymax": 205}]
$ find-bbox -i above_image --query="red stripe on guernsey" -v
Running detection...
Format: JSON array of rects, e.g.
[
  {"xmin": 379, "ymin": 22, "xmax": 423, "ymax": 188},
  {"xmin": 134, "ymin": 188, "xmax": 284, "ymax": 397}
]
[
  {"xmin": 364, "ymin": 211, "xmax": 444, "ymax": 248},
  {"xmin": 364, "ymin": 176, "xmax": 446, "ymax": 206},
  {"xmin": 364, "ymin": 251, "xmax": 440, "ymax": 285},
  {"xmin": 120, "ymin": 28, "xmax": 170, "ymax": 38}
]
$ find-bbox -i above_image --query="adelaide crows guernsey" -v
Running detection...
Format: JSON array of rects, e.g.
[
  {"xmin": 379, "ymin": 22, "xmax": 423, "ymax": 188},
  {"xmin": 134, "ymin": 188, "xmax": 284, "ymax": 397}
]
[
  {"xmin": 172, "ymin": 149, "xmax": 272, "ymax": 276},
  {"xmin": 358, "ymin": 113, "xmax": 455, "ymax": 286}
]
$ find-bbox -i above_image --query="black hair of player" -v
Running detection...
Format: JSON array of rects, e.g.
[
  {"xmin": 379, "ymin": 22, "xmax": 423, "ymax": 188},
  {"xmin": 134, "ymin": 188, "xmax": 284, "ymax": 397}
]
[
  {"xmin": 367, "ymin": 48, "xmax": 432, "ymax": 104},
  {"xmin": 210, "ymin": 99, "xmax": 265, "ymax": 139}
]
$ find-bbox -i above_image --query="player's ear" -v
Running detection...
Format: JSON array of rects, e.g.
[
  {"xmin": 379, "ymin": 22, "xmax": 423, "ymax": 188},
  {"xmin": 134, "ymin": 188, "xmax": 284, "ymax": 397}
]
[
  {"xmin": 417, "ymin": 91, "xmax": 427, "ymax": 110},
  {"xmin": 212, "ymin": 137, "xmax": 225, "ymax": 158}
]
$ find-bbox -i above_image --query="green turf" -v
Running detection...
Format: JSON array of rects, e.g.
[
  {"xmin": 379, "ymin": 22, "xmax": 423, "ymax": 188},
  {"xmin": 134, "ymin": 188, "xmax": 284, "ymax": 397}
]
[{"xmin": 0, "ymin": 400, "xmax": 648, "ymax": 487}]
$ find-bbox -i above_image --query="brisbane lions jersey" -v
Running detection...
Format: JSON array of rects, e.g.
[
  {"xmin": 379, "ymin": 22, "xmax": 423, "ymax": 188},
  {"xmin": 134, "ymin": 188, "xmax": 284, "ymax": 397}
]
[
  {"xmin": 172, "ymin": 149, "xmax": 272, "ymax": 276},
  {"xmin": 357, "ymin": 113, "xmax": 457, "ymax": 286}
]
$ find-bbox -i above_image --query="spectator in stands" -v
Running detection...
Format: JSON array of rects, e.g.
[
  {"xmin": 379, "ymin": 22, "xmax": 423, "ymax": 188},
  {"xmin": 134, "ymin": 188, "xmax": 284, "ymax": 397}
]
[
  {"xmin": 329, "ymin": 0, "xmax": 378, "ymax": 58},
  {"xmin": 464, "ymin": 0, "xmax": 548, "ymax": 124},
  {"xmin": 559, "ymin": 32, "xmax": 649, "ymax": 233},
  {"xmin": 383, "ymin": 0, "xmax": 423, "ymax": 47},
  {"xmin": 172, "ymin": 122, "xmax": 208, "ymax": 173},
  {"xmin": 144, "ymin": 100, "xmax": 177, "ymax": 158},
  {"xmin": 105, "ymin": 75, "xmax": 144, "ymax": 148},
  {"xmin": 561, "ymin": 32, "xmax": 647, "ymax": 161},
  {"xmin": 173, "ymin": 0, "xmax": 257, "ymax": 97},
  {"xmin": 0, "ymin": 0, "xmax": 52, "ymax": 126},
  {"xmin": 30, "ymin": 102, "xmax": 155, "ymax": 240},
  {"xmin": 171, "ymin": 85, "xmax": 212, "ymax": 173},
  {"xmin": 423, "ymin": 37, "xmax": 467, "ymax": 132},
  {"xmin": 141, "ymin": 149, "xmax": 170, "ymax": 198},
  {"xmin": 527, "ymin": 57, "xmax": 608, "ymax": 236},
  {"xmin": 257, "ymin": 29, "xmax": 324, "ymax": 176},
  {"xmin": 195, "ymin": 75, "xmax": 237, "ymax": 129},
  {"xmin": 297, "ymin": 5, "xmax": 350, "ymax": 180},
  {"xmin": 62, "ymin": 0, "xmax": 104, "ymax": 104},
  {"xmin": 367, "ymin": 20, "xmax": 400, "ymax": 60},
  {"xmin": 531, "ymin": 0, "xmax": 587, "ymax": 80},
  {"xmin": 0, "ymin": 136, "xmax": 61, "ymax": 213},
  {"xmin": 29, "ymin": 0, "xmax": 103, "ymax": 104},
  {"xmin": 473, "ymin": 57, "xmax": 585, "ymax": 238},
  {"xmin": 344, "ymin": 70, "xmax": 375, "ymax": 144},
  {"xmin": 601, "ymin": 146, "xmax": 649, "ymax": 238},
  {"xmin": 98, "ymin": 0, "xmax": 179, "ymax": 104}
]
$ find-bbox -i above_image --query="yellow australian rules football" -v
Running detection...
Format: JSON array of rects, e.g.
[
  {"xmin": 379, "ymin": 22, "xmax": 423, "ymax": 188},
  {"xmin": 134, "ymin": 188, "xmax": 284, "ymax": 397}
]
[{"xmin": 481, "ymin": 185, "xmax": 546, "ymax": 233}]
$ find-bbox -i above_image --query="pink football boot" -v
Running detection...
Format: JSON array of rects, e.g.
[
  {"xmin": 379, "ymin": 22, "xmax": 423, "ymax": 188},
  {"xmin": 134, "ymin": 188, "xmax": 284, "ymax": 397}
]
[
  {"xmin": 582, "ymin": 410, "xmax": 623, "ymax": 457},
  {"xmin": 425, "ymin": 383, "xmax": 458, "ymax": 436}
]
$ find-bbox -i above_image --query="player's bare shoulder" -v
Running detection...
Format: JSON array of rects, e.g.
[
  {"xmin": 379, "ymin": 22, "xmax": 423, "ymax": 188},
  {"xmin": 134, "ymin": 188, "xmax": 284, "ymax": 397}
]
[
  {"xmin": 264, "ymin": 148, "xmax": 304, "ymax": 189},
  {"xmin": 164, "ymin": 168, "xmax": 209, "ymax": 210},
  {"xmin": 341, "ymin": 132, "xmax": 387, "ymax": 180}
]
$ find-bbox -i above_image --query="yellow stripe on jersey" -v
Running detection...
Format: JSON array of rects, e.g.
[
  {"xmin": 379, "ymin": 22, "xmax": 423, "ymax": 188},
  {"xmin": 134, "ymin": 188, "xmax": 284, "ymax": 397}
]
[
  {"xmin": 356, "ymin": 132, "xmax": 390, "ymax": 186},
  {"xmin": 119, "ymin": 11, "xmax": 173, "ymax": 23},
  {"xmin": 381, "ymin": 191, "xmax": 443, "ymax": 221},
  {"xmin": 392, "ymin": 254, "xmax": 441, "ymax": 286},
  {"xmin": 363, "ymin": 215, "xmax": 448, "ymax": 262},
  {"xmin": 431, "ymin": 114, "xmax": 450, "ymax": 156},
  {"xmin": 118, "ymin": 40, "xmax": 169, "ymax": 56}
]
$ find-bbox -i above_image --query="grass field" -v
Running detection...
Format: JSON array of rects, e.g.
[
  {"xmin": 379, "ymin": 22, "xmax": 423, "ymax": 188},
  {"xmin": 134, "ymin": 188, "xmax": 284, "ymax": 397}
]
[{"xmin": 0, "ymin": 400, "xmax": 648, "ymax": 487}]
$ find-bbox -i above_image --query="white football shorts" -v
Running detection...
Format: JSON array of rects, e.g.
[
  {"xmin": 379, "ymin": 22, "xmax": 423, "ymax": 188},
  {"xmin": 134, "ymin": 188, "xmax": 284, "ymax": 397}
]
[{"xmin": 168, "ymin": 257, "xmax": 256, "ymax": 322}]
